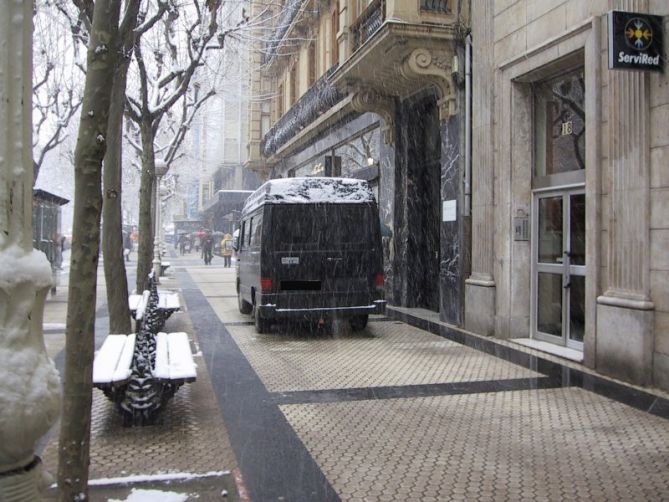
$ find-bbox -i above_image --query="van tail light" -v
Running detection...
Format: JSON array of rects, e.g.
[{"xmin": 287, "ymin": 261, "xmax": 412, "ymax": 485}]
[
  {"xmin": 261, "ymin": 277, "xmax": 273, "ymax": 293},
  {"xmin": 374, "ymin": 273, "xmax": 384, "ymax": 289}
]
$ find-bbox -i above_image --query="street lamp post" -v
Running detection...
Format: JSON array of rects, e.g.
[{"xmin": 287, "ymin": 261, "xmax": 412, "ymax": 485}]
[
  {"xmin": 153, "ymin": 160, "xmax": 169, "ymax": 283},
  {"xmin": 0, "ymin": 3, "xmax": 61, "ymax": 499}
]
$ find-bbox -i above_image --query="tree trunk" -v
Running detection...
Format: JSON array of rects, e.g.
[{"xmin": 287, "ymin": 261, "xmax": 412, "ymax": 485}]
[
  {"xmin": 102, "ymin": 3, "xmax": 140, "ymax": 333},
  {"xmin": 136, "ymin": 118, "xmax": 157, "ymax": 293},
  {"xmin": 57, "ymin": 1, "xmax": 121, "ymax": 500}
]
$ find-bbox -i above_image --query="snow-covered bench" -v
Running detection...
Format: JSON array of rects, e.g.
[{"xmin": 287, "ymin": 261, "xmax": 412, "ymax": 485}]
[
  {"xmin": 93, "ymin": 332, "xmax": 196, "ymax": 399},
  {"xmin": 129, "ymin": 289, "xmax": 180, "ymax": 329},
  {"xmin": 160, "ymin": 261, "xmax": 170, "ymax": 275}
]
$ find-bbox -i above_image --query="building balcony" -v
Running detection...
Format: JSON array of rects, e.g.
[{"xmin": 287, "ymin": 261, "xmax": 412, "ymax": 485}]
[
  {"xmin": 351, "ymin": 0, "xmax": 385, "ymax": 53},
  {"xmin": 333, "ymin": 18, "xmax": 460, "ymax": 126},
  {"xmin": 261, "ymin": 65, "xmax": 345, "ymax": 158}
]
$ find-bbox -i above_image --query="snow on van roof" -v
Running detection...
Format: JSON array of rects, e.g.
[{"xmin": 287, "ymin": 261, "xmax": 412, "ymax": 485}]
[{"xmin": 242, "ymin": 177, "xmax": 375, "ymax": 214}]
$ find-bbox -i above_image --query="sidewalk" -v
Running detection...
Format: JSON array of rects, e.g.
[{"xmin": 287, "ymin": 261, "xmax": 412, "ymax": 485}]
[
  {"xmin": 39, "ymin": 252, "xmax": 241, "ymax": 501},
  {"xmin": 36, "ymin": 250, "xmax": 669, "ymax": 500}
]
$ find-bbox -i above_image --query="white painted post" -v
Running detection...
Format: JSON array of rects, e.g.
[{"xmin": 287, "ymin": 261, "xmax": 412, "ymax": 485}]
[
  {"xmin": 152, "ymin": 159, "xmax": 169, "ymax": 282},
  {"xmin": 0, "ymin": 1, "xmax": 61, "ymax": 499}
]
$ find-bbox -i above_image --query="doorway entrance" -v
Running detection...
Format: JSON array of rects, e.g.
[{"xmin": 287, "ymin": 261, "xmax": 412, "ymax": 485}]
[
  {"xmin": 532, "ymin": 188, "xmax": 585, "ymax": 349},
  {"xmin": 406, "ymin": 95, "xmax": 441, "ymax": 312}
]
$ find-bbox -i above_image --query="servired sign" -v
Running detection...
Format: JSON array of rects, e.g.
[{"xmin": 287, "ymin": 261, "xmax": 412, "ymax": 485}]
[{"xmin": 608, "ymin": 10, "xmax": 664, "ymax": 72}]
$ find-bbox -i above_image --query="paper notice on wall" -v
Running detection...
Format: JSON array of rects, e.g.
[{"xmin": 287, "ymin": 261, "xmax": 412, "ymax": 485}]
[{"xmin": 442, "ymin": 200, "xmax": 457, "ymax": 222}]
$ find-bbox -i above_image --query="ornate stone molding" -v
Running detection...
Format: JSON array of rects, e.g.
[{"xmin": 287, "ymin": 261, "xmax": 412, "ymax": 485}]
[
  {"xmin": 400, "ymin": 48, "xmax": 457, "ymax": 119},
  {"xmin": 349, "ymin": 84, "xmax": 396, "ymax": 144}
]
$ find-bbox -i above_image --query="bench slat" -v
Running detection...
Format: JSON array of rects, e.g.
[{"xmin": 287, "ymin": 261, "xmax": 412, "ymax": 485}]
[
  {"xmin": 112, "ymin": 333, "xmax": 136, "ymax": 383},
  {"xmin": 167, "ymin": 332, "xmax": 197, "ymax": 381},
  {"xmin": 159, "ymin": 292, "xmax": 180, "ymax": 310},
  {"xmin": 154, "ymin": 332, "xmax": 170, "ymax": 380},
  {"xmin": 93, "ymin": 335, "xmax": 132, "ymax": 385},
  {"xmin": 128, "ymin": 294, "xmax": 142, "ymax": 312},
  {"xmin": 153, "ymin": 332, "xmax": 196, "ymax": 382}
]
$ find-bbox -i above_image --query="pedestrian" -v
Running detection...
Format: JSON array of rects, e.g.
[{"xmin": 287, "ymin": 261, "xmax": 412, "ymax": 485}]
[
  {"xmin": 123, "ymin": 231, "xmax": 132, "ymax": 262},
  {"xmin": 221, "ymin": 233, "xmax": 233, "ymax": 268},
  {"xmin": 178, "ymin": 234, "xmax": 187, "ymax": 255},
  {"xmin": 202, "ymin": 232, "xmax": 214, "ymax": 265}
]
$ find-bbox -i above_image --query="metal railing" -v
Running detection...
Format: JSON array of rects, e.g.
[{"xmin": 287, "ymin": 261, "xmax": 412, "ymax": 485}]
[
  {"xmin": 350, "ymin": 0, "xmax": 385, "ymax": 52},
  {"xmin": 420, "ymin": 0, "xmax": 449, "ymax": 14},
  {"xmin": 261, "ymin": 65, "xmax": 344, "ymax": 157},
  {"xmin": 262, "ymin": 0, "xmax": 303, "ymax": 65}
]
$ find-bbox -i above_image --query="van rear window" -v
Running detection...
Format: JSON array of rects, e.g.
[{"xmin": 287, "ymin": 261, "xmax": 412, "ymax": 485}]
[{"xmin": 272, "ymin": 204, "xmax": 373, "ymax": 250}]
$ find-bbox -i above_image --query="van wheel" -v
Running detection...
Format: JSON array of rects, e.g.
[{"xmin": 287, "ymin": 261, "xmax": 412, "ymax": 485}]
[
  {"xmin": 238, "ymin": 288, "xmax": 252, "ymax": 314},
  {"xmin": 254, "ymin": 304, "xmax": 271, "ymax": 334},
  {"xmin": 350, "ymin": 314, "xmax": 368, "ymax": 331}
]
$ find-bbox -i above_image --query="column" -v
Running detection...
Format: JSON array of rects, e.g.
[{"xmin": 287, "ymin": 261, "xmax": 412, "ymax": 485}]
[
  {"xmin": 596, "ymin": 0, "xmax": 654, "ymax": 384},
  {"xmin": 0, "ymin": 1, "xmax": 61, "ymax": 499},
  {"xmin": 153, "ymin": 160, "xmax": 168, "ymax": 282},
  {"xmin": 465, "ymin": 0, "xmax": 496, "ymax": 335}
]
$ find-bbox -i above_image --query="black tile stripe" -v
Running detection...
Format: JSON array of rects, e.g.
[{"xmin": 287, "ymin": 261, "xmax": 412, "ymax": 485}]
[
  {"xmin": 386, "ymin": 308, "xmax": 669, "ymax": 421},
  {"xmin": 271, "ymin": 377, "xmax": 562, "ymax": 406},
  {"xmin": 178, "ymin": 269, "xmax": 340, "ymax": 502}
]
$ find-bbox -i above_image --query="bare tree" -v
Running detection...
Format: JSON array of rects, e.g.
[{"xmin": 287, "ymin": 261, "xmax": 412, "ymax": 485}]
[
  {"xmin": 32, "ymin": 1, "xmax": 86, "ymax": 185},
  {"xmin": 56, "ymin": 0, "xmax": 124, "ymax": 499},
  {"xmin": 124, "ymin": 0, "xmax": 242, "ymax": 292},
  {"xmin": 101, "ymin": 0, "xmax": 143, "ymax": 334}
]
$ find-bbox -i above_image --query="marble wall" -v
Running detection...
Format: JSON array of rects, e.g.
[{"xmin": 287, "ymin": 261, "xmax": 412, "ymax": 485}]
[{"xmin": 440, "ymin": 116, "xmax": 464, "ymax": 325}]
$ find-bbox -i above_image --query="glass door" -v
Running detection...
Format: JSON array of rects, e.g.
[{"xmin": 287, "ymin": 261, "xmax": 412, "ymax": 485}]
[{"xmin": 533, "ymin": 189, "xmax": 585, "ymax": 349}]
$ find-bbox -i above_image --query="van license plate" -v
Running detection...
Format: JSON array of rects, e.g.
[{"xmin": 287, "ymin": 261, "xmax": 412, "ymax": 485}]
[{"xmin": 281, "ymin": 257, "xmax": 299, "ymax": 265}]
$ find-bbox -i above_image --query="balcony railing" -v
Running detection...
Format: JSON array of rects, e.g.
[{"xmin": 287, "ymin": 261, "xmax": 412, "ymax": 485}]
[
  {"xmin": 351, "ymin": 0, "xmax": 385, "ymax": 53},
  {"xmin": 261, "ymin": 65, "xmax": 344, "ymax": 158},
  {"xmin": 262, "ymin": 0, "xmax": 303, "ymax": 65},
  {"xmin": 420, "ymin": 0, "xmax": 449, "ymax": 14}
]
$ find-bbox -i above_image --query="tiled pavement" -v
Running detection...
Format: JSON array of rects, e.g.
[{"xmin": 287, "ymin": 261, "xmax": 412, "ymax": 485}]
[{"xmin": 39, "ymin": 251, "xmax": 669, "ymax": 501}]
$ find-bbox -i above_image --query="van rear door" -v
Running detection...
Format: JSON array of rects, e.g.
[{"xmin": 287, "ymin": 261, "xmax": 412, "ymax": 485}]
[{"xmin": 269, "ymin": 203, "xmax": 379, "ymax": 308}]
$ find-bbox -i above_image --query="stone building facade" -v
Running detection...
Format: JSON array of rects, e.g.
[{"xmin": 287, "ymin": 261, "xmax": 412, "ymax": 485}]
[
  {"xmin": 467, "ymin": 0, "xmax": 669, "ymax": 392},
  {"xmin": 245, "ymin": 0, "xmax": 669, "ymax": 392},
  {"xmin": 246, "ymin": 0, "xmax": 470, "ymax": 326}
]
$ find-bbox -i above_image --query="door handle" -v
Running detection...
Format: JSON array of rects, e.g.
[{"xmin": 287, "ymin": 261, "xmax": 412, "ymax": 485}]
[{"xmin": 564, "ymin": 282, "xmax": 570, "ymax": 289}]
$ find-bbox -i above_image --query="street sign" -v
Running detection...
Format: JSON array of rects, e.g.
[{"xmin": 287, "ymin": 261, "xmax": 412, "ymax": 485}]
[{"xmin": 608, "ymin": 10, "xmax": 664, "ymax": 72}]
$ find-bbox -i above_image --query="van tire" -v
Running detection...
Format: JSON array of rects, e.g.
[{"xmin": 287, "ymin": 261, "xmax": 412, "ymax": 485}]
[
  {"xmin": 254, "ymin": 305, "xmax": 271, "ymax": 334},
  {"xmin": 350, "ymin": 314, "xmax": 368, "ymax": 331},
  {"xmin": 238, "ymin": 288, "xmax": 252, "ymax": 314}
]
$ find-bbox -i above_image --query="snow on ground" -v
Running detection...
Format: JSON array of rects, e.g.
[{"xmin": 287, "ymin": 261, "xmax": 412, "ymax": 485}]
[
  {"xmin": 87, "ymin": 471, "xmax": 230, "ymax": 485},
  {"xmin": 108, "ymin": 488, "xmax": 191, "ymax": 502}
]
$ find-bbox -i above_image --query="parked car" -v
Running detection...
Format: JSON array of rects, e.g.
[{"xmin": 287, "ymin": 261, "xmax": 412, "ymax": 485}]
[{"xmin": 236, "ymin": 177, "xmax": 386, "ymax": 333}]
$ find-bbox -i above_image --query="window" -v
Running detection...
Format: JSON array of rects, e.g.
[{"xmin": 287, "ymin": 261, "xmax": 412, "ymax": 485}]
[
  {"xmin": 533, "ymin": 68, "xmax": 585, "ymax": 178},
  {"xmin": 277, "ymin": 84, "xmax": 284, "ymax": 119},
  {"xmin": 261, "ymin": 102, "xmax": 271, "ymax": 136},
  {"xmin": 251, "ymin": 215, "xmax": 263, "ymax": 247},
  {"xmin": 290, "ymin": 64, "xmax": 297, "ymax": 106},
  {"xmin": 248, "ymin": 218, "xmax": 253, "ymax": 246},
  {"xmin": 331, "ymin": 3, "xmax": 339, "ymax": 65},
  {"xmin": 240, "ymin": 221, "xmax": 246, "ymax": 250},
  {"xmin": 308, "ymin": 42, "xmax": 316, "ymax": 87},
  {"xmin": 354, "ymin": 0, "xmax": 372, "ymax": 20}
]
